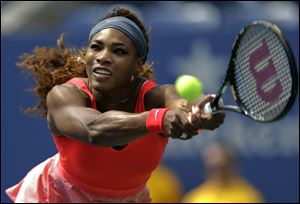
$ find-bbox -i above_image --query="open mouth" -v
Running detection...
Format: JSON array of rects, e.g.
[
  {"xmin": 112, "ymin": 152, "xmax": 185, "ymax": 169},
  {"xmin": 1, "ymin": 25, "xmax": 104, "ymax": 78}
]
[{"xmin": 93, "ymin": 67, "xmax": 112, "ymax": 79}]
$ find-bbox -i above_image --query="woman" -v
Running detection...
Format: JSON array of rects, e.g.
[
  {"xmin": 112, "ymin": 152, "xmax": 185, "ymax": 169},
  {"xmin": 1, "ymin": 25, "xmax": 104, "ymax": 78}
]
[{"xmin": 6, "ymin": 7, "xmax": 225, "ymax": 203}]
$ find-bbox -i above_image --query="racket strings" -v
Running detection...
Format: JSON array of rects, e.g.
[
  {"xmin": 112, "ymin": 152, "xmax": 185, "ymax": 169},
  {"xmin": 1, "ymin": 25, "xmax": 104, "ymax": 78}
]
[{"xmin": 233, "ymin": 25, "xmax": 293, "ymax": 121}]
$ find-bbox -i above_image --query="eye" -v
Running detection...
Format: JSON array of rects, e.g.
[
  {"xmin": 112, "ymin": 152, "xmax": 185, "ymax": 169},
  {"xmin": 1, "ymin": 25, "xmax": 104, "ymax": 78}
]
[
  {"xmin": 90, "ymin": 44, "xmax": 101, "ymax": 51},
  {"xmin": 114, "ymin": 48, "xmax": 127, "ymax": 55}
]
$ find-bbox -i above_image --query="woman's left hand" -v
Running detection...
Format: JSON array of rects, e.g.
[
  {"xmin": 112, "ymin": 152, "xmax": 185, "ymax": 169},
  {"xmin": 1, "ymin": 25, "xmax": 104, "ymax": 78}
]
[{"xmin": 188, "ymin": 94, "xmax": 225, "ymax": 130}]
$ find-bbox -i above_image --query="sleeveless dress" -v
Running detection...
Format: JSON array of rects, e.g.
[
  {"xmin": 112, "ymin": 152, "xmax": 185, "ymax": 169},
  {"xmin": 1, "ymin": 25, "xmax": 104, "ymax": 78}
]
[{"xmin": 6, "ymin": 77, "xmax": 169, "ymax": 203}]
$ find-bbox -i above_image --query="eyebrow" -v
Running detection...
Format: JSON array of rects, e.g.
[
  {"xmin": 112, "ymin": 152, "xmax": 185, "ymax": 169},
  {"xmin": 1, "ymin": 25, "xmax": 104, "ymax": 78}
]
[{"xmin": 93, "ymin": 40, "xmax": 128, "ymax": 48}]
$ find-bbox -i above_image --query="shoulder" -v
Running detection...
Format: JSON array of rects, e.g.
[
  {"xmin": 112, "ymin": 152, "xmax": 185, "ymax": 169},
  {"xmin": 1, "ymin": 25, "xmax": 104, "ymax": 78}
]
[
  {"xmin": 144, "ymin": 84, "xmax": 174, "ymax": 109},
  {"xmin": 145, "ymin": 84, "xmax": 172, "ymax": 98},
  {"xmin": 145, "ymin": 83, "xmax": 184, "ymax": 109},
  {"xmin": 231, "ymin": 178, "xmax": 264, "ymax": 201},
  {"xmin": 181, "ymin": 184, "xmax": 204, "ymax": 203},
  {"xmin": 47, "ymin": 79, "xmax": 90, "ymax": 108}
]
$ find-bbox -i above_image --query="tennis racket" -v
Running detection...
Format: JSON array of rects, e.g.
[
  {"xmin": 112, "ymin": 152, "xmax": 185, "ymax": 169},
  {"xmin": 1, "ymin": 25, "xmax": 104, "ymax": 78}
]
[{"xmin": 203, "ymin": 20, "xmax": 298, "ymax": 122}]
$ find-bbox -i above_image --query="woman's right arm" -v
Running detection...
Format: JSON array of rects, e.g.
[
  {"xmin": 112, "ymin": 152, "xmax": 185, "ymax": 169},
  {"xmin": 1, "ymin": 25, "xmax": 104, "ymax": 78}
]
[
  {"xmin": 47, "ymin": 84, "xmax": 203, "ymax": 146},
  {"xmin": 46, "ymin": 84, "xmax": 150, "ymax": 147}
]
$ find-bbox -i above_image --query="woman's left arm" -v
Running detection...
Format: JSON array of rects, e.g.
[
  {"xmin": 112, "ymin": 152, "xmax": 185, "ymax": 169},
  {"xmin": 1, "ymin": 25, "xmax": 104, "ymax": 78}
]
[
  {"xmin": 145, "ymin": 84, "xmax": 225, "ymax": 131},
  {"xmin": 145, "ymin": 84, "xmax": 203, "ymax": 111}
]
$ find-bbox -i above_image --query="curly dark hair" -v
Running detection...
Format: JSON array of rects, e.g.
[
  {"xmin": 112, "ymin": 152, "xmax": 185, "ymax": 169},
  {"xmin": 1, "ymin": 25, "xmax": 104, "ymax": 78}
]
[{"xmin": 17, "ymin": 7, "xmax": 155, "ymax": 117}]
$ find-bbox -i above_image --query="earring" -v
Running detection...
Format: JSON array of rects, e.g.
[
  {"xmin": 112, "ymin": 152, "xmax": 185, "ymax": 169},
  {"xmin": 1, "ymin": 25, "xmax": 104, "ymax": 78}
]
[
  {"xmin": 130, "ymin": 75, "xmax": 135, "ymax": 82},
  {"xmin": 77, "ymin": 57, "xmax": 82, "ymax": 64}
]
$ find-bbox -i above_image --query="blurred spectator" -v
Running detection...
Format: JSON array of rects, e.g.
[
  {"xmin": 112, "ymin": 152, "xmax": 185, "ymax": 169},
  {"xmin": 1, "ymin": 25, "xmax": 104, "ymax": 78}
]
[
  {"xmin": 147, "ymin": 163, "xmax": 183, "ymax": 203},
  {"xmin": 182, "ymin": 141, "xmax": 264, "ymax": 203}
]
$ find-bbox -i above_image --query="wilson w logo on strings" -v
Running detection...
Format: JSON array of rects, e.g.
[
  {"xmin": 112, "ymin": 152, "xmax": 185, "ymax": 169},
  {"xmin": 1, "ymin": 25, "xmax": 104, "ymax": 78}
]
[{"xmin": 249, "ymin": 39, "xmax": 283, "ymax": 102}]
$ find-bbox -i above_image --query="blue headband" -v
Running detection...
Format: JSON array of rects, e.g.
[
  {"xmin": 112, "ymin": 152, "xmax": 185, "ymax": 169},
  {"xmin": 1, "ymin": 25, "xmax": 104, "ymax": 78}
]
[{"xmin": 89, "ymin": 16, "xmax": 147, "ymax": 58}]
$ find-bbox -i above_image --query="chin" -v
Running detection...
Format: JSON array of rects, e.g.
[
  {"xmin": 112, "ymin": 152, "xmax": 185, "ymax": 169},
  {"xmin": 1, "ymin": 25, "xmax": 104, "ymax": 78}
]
[{"xmin": 91, "ymin": 80, "xmax": 112, "ymax": 94}]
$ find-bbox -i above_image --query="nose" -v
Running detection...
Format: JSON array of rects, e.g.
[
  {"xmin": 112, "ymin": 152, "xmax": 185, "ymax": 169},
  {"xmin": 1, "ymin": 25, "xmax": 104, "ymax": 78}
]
[{"xmin": 96, "ymin": 48, "xmax": 112, "ymax": 65}]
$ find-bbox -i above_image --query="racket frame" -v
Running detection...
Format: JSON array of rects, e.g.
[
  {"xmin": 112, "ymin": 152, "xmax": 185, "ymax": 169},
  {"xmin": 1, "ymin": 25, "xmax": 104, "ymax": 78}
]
[{"xmin": 210, "ymin": 21, "xmax": 298, "ymax": 122}]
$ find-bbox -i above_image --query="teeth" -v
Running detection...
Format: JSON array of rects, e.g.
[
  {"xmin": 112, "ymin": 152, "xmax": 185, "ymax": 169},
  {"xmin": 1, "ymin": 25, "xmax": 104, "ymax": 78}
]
[{"xmin": 94, "ymin": 69, "xmax": 111, "ymax": 75}]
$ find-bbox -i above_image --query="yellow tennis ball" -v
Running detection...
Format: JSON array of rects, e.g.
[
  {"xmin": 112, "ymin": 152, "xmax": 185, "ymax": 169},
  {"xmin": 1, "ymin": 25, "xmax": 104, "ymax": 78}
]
[{"xmin": 175, "ymin": 75, "xmax": 203, "ymax": 100}]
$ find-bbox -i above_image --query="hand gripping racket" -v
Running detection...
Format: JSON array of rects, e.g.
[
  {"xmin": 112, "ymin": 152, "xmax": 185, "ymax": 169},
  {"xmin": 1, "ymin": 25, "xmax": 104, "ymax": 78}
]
[{"xmin": 203, "ymin": 20, "xmax": 298, "ymax": 122}]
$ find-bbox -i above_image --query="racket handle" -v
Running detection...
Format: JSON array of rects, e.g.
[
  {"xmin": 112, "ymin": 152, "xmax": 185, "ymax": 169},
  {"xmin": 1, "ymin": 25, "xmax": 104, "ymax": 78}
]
[
  {"xmin": 204, "ymin": 102, "xmax": 214, "ymax": 114},
  {"xmin": 203, "ymin": 97, "xmax": 224, "ymax": 114}
]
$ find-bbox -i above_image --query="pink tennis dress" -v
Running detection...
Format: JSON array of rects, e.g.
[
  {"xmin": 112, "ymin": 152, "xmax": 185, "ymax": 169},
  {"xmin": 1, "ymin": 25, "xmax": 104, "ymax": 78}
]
[{"xmin": 6, "ymin": 77, "xmax": 169, "ymax": 203}]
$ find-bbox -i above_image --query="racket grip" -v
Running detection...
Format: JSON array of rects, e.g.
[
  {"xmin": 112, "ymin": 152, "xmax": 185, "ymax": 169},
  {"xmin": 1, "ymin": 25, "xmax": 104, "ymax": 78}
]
[
  {"xmin": 204, "ymin": 103, "xmax": 214, "ymax": 114},
  {"xmin": 203, "ymin": 98, "xmax": 224, "ymax": 114}
]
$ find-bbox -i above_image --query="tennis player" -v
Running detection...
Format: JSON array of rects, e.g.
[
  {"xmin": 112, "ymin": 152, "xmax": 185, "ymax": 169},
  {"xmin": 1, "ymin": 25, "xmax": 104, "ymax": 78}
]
[{"xmin": 6, "ymin": 7, "xmax": 225, "ymax": 203}]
